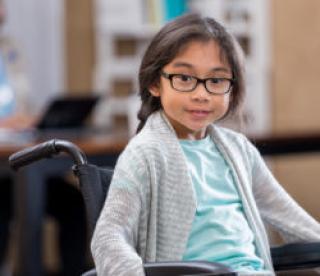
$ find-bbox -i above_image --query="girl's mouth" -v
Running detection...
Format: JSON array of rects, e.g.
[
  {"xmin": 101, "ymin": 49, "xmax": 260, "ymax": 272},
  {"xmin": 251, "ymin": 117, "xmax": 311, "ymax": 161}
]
[{"xmin": 188, "ymin": 110, "xmax": 211, "ymax": 118}]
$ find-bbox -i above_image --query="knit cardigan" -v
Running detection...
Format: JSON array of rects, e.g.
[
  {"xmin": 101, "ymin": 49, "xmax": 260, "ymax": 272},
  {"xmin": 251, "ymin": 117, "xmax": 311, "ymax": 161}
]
[{"xmin": 91, "ymin": 111, "xmax": 320, "ymax": 276}]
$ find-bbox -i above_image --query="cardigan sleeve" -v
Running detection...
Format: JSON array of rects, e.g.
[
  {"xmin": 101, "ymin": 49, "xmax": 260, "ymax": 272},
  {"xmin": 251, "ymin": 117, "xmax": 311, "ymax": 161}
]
[
  {"xmin": 91, "ymin": 148, "xmax": 147, "ymax": 276},
  {"xmin": 247, "ymin": 139, "xmax": 320, "ymax": 243}
]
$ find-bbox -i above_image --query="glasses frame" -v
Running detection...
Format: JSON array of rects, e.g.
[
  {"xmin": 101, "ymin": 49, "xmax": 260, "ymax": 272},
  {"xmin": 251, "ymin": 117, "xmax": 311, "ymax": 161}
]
[{"xmin": 161, "ymin": 71, "xmax": 234, "ymax": 95}]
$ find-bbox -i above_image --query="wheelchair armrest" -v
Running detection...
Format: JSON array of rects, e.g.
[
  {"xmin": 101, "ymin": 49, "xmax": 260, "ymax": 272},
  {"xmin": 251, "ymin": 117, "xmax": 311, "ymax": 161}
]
[
  {"xmin": 81, "ymin": 268, "xmax": 96, "ymax": 276},
  {"xmin": 271, "ymin": 242, "xmax": 320, "ymax": 271},
  {"xmin": 144, "ymin": 261, "xmax": 236, "ymax": 276},
  {"xmin": 81, "ymin": 261, "xmax": 237, "ymax": 276}
]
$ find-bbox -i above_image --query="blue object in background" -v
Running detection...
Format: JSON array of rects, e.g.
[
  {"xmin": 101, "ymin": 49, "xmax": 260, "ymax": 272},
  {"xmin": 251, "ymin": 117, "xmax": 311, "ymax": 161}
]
[
  {"xmin": 0, "ymin": 53, "xmax": 15, "ymax": 118},
  {"xmin": 163, "ymin": 0, "xmax": 189, "ymax": 22}
]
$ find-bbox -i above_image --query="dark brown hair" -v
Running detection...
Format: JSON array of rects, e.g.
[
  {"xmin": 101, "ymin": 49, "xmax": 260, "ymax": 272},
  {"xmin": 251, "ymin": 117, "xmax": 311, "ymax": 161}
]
[{"xmin": 137, "ymin": 13, "xmax": 246, "ymax": 132}]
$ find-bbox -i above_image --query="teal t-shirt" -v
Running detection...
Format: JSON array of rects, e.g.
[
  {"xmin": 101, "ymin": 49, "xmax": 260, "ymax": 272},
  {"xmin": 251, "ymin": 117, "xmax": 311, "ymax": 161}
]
[{"xmin": 180, "ymin": 136, "xmax": 266, "ymax": 273}]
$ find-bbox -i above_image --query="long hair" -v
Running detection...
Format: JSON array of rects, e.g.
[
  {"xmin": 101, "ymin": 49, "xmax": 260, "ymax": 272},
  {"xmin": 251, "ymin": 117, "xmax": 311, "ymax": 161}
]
[{"xmin": 137, "ymin": 13, "xmax": 246, "ymax": 132}]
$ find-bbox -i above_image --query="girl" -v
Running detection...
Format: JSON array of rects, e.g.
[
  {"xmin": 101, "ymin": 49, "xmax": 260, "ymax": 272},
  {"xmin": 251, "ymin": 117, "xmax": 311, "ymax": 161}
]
[{"xmin": 91, "ymin": 13, "xmax": 320, "ymax": 276}]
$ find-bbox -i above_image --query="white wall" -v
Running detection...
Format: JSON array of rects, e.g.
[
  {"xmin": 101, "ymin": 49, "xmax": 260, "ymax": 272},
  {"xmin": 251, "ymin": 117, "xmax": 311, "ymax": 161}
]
[{"xmin": 3, "ymin": 0, "xmax": 64, "ymax": 112}]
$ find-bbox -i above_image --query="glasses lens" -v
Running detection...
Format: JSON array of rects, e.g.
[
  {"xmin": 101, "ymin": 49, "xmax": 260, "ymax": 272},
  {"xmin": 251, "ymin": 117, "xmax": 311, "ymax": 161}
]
[
  {"xmin": 172, "ymin": 75, "xmax": 196, "ymax": 92},
  {"xmin": 206, "ymin": 78, "xmax": 231, "ymax": 94}
]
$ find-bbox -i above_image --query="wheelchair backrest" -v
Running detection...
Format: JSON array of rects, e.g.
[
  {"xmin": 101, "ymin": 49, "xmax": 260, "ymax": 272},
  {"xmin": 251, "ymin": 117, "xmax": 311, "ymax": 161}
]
[{"xmin": 74, "ymin": 164, "xmax": 114, "ymax": 237}]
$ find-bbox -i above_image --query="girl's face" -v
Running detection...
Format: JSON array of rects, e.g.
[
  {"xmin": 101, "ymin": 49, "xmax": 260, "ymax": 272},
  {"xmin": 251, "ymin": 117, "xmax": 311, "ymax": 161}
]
[{"xmin": 149, "ymin": 40, "xmax": 232, "ymax": 140}]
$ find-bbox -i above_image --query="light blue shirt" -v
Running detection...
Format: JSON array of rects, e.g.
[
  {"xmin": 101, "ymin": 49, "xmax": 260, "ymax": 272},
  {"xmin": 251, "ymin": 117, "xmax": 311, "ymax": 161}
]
[
  {"xmin": 180, "ymin": 136, "xmax": 266, "ymax": 273},
  {"xmin": 0, "ymin": 52, "xmax": 15, "ymax": 118}
]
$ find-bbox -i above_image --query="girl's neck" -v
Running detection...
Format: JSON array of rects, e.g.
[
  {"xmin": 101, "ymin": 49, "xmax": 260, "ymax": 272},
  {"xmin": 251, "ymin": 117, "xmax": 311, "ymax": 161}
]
[{"xmin": 175, "ymin": 127, "xmax": 209, "ymax": 140}]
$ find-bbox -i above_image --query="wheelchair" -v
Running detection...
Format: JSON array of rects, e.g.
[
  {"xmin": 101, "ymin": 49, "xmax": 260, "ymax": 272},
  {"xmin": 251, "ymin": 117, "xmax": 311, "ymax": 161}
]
[{"xmin": 9, "ymin": 139, "xmax": 320, "ymax": 276}]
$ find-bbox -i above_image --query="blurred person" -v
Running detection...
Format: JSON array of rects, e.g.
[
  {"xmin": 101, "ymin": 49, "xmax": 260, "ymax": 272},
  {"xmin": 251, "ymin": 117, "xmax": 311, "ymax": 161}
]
[
  {"xmin": 0, "ymin": 1, "xmax": 88, "ymax": 275},
  {"xmin": 0, "ymin": 0, "xmax": 30, "ymax": 128}
]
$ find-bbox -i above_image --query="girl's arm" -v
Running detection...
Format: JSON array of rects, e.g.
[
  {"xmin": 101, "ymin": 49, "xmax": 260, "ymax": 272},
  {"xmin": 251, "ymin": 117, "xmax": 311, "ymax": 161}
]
[
  {"xmin": 91, "ymin": 157, "xmax": 146, "ymax": 276},
  {"xmin": 248, "ymin": 141, "xmax": 320, "ymax": 243}
]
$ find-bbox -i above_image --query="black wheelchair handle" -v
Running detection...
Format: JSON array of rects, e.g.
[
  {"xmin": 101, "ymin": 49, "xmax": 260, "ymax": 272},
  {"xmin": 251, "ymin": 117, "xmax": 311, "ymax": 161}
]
[{"xmin": 9, "ymin": 139, "xmax": 87, "ymax": 170}]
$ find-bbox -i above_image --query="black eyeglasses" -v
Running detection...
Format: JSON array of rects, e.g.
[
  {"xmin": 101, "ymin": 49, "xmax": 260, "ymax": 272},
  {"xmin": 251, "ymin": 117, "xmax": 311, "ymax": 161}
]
[{"xmin": 161, "ymin": 71, "xmax": 234, "ymax": 95}]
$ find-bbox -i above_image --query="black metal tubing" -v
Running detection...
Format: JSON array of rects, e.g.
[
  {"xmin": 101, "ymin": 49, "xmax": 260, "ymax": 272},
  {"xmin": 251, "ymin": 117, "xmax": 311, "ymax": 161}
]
[
  {"xmin": 53, "ymin": 140, "xmax": 87, "ymax": 165},
  {"xmin": 8, "ymin": 139, "xmax": 87, "ymax": 170}
]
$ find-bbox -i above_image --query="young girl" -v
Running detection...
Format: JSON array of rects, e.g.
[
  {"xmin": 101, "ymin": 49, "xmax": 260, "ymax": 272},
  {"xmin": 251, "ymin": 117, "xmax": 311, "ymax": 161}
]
[{"xmin": 91, "ymin": 13, "xmax": 320, "ymax": 276}]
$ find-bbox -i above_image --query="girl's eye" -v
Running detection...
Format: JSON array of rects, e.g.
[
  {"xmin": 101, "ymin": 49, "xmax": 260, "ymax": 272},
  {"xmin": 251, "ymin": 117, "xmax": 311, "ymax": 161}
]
[
  {"xmin": 209, "ymin": 78, "xmax": 223, "ymax": 84},
  {"xmin": 176, "ymin": 74, "xmax": 193, "ymax": 82}
]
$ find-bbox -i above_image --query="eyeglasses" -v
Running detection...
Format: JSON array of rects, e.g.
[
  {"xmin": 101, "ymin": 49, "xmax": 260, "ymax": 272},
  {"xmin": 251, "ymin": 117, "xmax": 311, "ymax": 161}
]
[{"xmin": 161, "ymin": 71, "xmax": 234, "ymax": 95}]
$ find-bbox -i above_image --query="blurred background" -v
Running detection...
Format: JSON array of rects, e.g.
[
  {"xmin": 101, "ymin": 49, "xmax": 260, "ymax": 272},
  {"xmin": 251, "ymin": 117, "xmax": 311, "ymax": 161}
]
[
  {"xmin": 1, "ymin": 0, "xmax": 320, "ymax": 275},
  {"xmin": 3, "ymin": 0, "xmax": 320, "ymax": 135}
]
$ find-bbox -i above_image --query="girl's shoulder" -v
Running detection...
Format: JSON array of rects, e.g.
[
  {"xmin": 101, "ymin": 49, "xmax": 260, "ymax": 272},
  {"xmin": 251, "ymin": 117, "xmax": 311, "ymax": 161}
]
[
  {"xmin": 119, "ymin": 127, "xmax": 169, "ymax": 164},
  {"xmin": 126, "ymin": 128, "xmax": 163, "ymax": 150},
  {"xmin": 210, "ymin": 125, "xmax": 262, "ymax": 164},
  {"xmin": 210, "ymin": 124, "xmax": 249, "ymax": 145},
  {"xmin": 125, "ymin": 112, "xmax": 177, "ymax": 152}
]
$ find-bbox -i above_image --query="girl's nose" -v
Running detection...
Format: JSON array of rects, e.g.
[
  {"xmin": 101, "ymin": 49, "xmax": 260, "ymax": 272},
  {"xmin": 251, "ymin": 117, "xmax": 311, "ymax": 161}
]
[{"xmin": 190, "ymin": 82, "xmax": 210, "ymax": 101}]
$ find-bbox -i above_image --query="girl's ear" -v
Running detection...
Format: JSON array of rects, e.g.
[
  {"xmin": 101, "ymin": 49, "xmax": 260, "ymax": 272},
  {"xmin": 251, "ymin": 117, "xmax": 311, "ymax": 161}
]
[{"xmin": 149, "ymin": 84, "xmax": 161, "ymax": 97}]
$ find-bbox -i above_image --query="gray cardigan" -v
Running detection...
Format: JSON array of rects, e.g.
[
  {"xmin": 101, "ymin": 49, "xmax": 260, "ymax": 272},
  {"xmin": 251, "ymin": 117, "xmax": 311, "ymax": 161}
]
[{"xmin": 91, "ymin": 111, "xmax": 320, "ymax": 276}]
